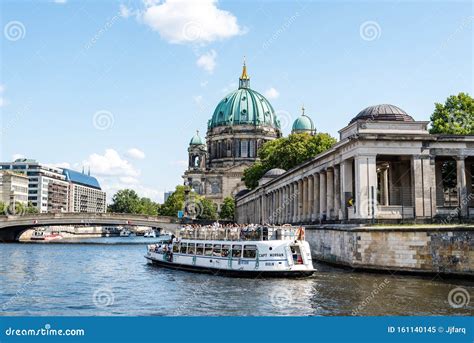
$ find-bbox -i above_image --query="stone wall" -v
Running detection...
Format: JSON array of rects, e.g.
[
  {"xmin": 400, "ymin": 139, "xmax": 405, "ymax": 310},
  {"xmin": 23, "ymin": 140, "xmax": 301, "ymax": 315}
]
[{"xmin": 306, "ymin": 225, "xmax": 473, "ymax": 276}]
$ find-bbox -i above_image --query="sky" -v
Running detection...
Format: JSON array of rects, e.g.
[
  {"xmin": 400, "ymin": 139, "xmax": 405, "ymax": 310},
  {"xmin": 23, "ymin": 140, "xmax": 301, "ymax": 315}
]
[{"xmin": 1, "ymin": 0, "xmax": 472, "ymax": 203}]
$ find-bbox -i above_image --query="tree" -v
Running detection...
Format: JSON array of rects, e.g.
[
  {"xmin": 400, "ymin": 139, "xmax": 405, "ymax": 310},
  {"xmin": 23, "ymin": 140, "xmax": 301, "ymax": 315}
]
[
  {"xmin": 158, "ymin": 185, "xmax": 186, "ymax": 217},
  {"xmin": 26, "ymin": 202, "xmax": 39, "ymax": 214},
  {"xmin": 0, "ymin": 201, "xmax": 5, "ymax": 215},
  {"xmin": 196, "ymin": 197, "xmax": 218, "ymax": 220},
  {"xmin": 108, "ymin": 189, "xmax": 141, "ymax": 214},
  {"xmin": 243, "ymin": 132, "xmax": 337, "ymax": 189},
  {"xmin": 430, "ymin": 92, "xmax": 474, "ymax": 134},
  {"xmin": 137, "ymin": 197, "xmax": 159, "ymax": 216},
  {"xmin": 219, "ymin": 196, "xmax": 235, "ymax": 220}
]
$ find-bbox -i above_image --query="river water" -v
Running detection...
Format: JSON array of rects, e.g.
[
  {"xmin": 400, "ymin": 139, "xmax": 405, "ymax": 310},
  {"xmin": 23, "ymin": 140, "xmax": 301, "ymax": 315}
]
[{"xmin": 0, "ymin": 237, "xmax": 472, "ymax": 316}]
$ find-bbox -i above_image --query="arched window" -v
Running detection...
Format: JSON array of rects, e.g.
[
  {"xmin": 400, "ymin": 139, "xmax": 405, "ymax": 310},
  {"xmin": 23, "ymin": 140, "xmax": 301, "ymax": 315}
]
[
  {"xmin": 234, "ymin": 139, "xmax": 240, "ymax": 157},
  {"xmin": 241, "ymin": 140, "xmax": 248, "ymax": 158}
]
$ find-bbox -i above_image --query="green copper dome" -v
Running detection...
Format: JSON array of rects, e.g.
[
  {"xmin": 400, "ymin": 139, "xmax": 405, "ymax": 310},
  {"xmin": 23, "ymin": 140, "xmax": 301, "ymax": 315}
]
[
  {"xmin": 292, "ymin": 107, "xmax": 316, "ymax": 134},
  {"xmin": 208, "ymin": 63, "xmax": 281, "ymax": 130},
  {"xmin": 189, "ymin": 131, "xmax": 205, "ymax": 146}
]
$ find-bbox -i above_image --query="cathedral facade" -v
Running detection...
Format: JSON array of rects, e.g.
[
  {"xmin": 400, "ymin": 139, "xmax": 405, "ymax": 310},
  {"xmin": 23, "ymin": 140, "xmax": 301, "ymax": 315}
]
[{"xmin": 182, "ymin": 63, "xmax": 283, "ymax": 207}]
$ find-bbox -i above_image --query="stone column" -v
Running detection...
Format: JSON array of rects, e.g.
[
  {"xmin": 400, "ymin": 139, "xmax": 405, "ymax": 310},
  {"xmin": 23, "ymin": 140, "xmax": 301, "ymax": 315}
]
[
  {"xmin": 411, "ymin": 155, "xmax": 437, "ymax": 219},
  {"xmin": 308, "ymin": 175, "xmax": 314, "ymax": 222},
  {"xmin": 313, "ymin": 173, "xmax": 320, "ymax": 221},
  {"xmin": 334, "ymin": 166, "xmax": 340, "ymax": 219},
  {"xmin": 326, "ymin": 168, "xmax": 334, "ymax": 219},
  {"xmin": 457, "ymin": 156, "xmax": 468, "ymax": 217},
  {"xmin": 339, "ymin": 160, "xmax": 353, "ymax": 220},
  {"xmin": 279, "ymin": 188, "xmax": 284, "ymax": 224},
  {"xmin": 319, "ymin": 171, "xmax": 327, "ymax": 220},
  {"xmin": 297, "ymin": 179, "xmax": 303, "ymax": 222},
  {"xmin": 354, "ymin": 155, "xmax": 377, "ymax": 219},
  {"xmin": 292, "ymin": 182, "xmax": 297, "ymax": 223},
  {"xmin": 302, "ymin": 178, "xmax": 308, "ymax": 222}
]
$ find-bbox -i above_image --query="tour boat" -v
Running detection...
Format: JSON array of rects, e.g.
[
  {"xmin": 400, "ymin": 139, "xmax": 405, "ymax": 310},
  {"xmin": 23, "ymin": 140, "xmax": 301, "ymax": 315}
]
[
  {"xmin": 30, "ymin": 229, "xmax": 63, "ymax": 241},
  {"xmin": 145, "ymin": 225, "xmax": 314, "ymax": 277}
]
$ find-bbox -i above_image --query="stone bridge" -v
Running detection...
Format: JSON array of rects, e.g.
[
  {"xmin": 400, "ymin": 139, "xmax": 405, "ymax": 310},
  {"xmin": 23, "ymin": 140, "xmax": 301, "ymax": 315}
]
[{"xmin": 0, "ymin": 213, "xmax": 182, "ymax": 242}]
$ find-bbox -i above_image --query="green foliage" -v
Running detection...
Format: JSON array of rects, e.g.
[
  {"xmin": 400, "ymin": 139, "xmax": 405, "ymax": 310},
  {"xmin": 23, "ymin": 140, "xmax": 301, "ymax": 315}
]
[
  {"xmin": 219, "ymin": 196, "xmax": 235, "ymax": 220},
  {"xmin": 108, "ymin": 189, "xmax": 160, "ymax": 215},
  {"xmin": 158, "ymin": 185, "xmax": 186, "ymax": 217},
  {"xmin": 0, "ymin": 201, "xmax": 5, "ymax": 214},
  {"xmin": 430, "ymin": 92, "xmax": 474, "ymax": 134},
  {"xmin": 196, "ymin": 197, "xmax": 218, "ymax": 220},
  {"xmin": 243, "ymin": 132, "xmax": 337, "ymax": 189}
]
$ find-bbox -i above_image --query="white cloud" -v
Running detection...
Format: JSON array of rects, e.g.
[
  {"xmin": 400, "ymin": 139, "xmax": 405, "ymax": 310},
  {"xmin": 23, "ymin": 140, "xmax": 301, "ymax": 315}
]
[
  {"xmin": 125, "ymin": 148, "xmax": 146, "ymax": 160},
  {"xmin": 119, "ymin": 4, "xmax": 132, "ymax": 18},
  {"xmin": 83, "ymin": 149, "xmax": 139, "ymax": 177},
  {"xmin": 0, "ymin": 84, "xmax": 5, "ymax": 93},
  {"xmin": 12, "ymin": 154, "xmax": 25, "ymax": 161},
  {"xmin": 53, "ymin": 0, "xmax": 67, "ymax": 3},
  {"xmin": 264, "ymin": 87, "xmax": 280, "ymax": 99},
  {"xmin": 140, "ymin": 0, "xmax": 245, "ymax": 44},
  {"xmin": 196, "ymin": 50, "xmax": 217, "ymax": 73}
]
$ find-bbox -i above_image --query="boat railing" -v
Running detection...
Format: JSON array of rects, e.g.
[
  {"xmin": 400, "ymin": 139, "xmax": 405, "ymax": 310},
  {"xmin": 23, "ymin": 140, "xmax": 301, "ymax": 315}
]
[{"xmin": 177, "ymin": 226, "xmax": 305, "ymax": 241}]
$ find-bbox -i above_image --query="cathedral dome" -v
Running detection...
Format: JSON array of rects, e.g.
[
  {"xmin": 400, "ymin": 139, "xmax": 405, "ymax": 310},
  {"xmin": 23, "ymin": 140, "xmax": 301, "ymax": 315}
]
[
  {"xmin": 208, "ymin": 63, "xmax": 281, "ymax": 130},
  {"xmin": 349, "ymin": 104, "xmax": 414, "ymax": 124},
  {"xmin": 292, "ymin": 107, "xmax": 316, "ymax": 134},
  {"xmin": 189, "ymin": 131, "xmax": 205, "ymax": 146}
]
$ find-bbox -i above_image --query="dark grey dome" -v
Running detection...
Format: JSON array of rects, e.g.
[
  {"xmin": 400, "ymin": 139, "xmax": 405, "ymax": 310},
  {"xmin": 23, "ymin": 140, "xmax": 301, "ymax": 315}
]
[
  {"xmin": 350, "ymin": 104, "xmax": 414, "ymax": 124},
  {"xmin": 263, "ymin": 168, "xmax": 286, "ymax": 177},
  {"xmin": 235, "ymin": 189, "xmax": 250, "ymax": 198}
]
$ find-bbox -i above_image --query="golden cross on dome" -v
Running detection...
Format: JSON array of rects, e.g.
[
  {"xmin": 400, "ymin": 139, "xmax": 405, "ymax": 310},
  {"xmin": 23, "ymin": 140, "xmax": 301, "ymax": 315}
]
[
  {"xmin": 302, "ymin": 105, "xmax": 305, "ymax": 115},
  {"xmin": 240, "ymin": 56, "xmax": 248, "ymax": 80}
]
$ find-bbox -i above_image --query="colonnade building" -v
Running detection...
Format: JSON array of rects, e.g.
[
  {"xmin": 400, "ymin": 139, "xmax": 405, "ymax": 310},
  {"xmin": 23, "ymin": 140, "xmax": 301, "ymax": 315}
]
[{"xmin": 235, "ymin": 104, "xmax": 474, "ymax": 224}]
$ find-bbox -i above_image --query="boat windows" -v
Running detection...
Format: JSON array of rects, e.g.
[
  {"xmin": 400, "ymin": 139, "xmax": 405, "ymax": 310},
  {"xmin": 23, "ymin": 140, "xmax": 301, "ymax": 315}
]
[
  {"xmin": 243, "ymin": 245, "xmax": 257, "ymax": 258},
  {"xmin": 172, "ymin": 244, "xmax": 179, "ymax": 253},
  {"xmin": 213, "ymin": 244, "xmax": 221, "ymax": 256},
  {"xmin": 196, "ymin": 243, "xmax": 204, "ymax": 255},
  {"xmin": 180, "ymin": 243, "xmax": 187, "ymax": 254},
  {"xmin": 204, "ymin": 244, "xmax": 213, "ymax": 256},
  {"xmin": 232, "ymin": 245, "xmax": 242, "ymax": 258},
  {"xmin": 221, "ymin": 244, "xmax": 230, "ymax": 257},
  {"xmin": 188, "ymin": 243, "xmax": 196, "ymax": 255}
]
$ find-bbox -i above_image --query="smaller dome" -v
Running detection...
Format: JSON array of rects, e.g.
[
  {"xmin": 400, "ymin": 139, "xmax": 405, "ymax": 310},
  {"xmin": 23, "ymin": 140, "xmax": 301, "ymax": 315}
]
[
  {"xmin": 350, "ymin": 104, "xmax": 414, "ymax": 124},
  {"xmin": 189, "ymin": 131, "xmax": 205, "ymax": 146},
  {"xmin": 292, "ymin": 107, "xmax": 316, "ymax": 134},
  {"xmin": 263, "ymin": 168, "xmax": 286, "ymax": 177}
]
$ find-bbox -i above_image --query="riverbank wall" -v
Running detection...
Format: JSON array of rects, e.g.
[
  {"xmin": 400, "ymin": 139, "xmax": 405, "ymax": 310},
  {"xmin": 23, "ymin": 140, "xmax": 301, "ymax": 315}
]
[{"xmin": 306, "ymin": 225, "xmax": 473, "ymax": 277}]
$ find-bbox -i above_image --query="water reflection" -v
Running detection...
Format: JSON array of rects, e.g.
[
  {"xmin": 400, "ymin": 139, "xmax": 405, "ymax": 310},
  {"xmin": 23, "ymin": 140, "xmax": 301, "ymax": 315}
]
[{"xmin": 0, "ymin": 238, "xmax": 472, "ymax": 316}]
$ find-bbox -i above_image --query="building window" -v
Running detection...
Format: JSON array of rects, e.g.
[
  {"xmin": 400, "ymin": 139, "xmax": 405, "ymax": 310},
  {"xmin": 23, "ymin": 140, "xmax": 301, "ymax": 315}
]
[
  {"xmin": 249, "ymin": 140, "xmax": 255, "ymax": 157},
  {"xmin": 241, "ymin": 140, "xmax": 248, "ymax": 158}
]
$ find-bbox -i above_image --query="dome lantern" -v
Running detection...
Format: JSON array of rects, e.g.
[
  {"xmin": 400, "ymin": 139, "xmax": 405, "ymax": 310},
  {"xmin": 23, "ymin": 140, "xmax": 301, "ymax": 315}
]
[
  {"xmin": 239, "ymin": 57, "xmax": 250, "ymax": 89},
  {"xmin": 189, "ymin": 130, "xmax": 205, "ymax": 146},
  {"xmin": 292, "ymin": 105, "xmax": 316, "ymax": 135}
]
